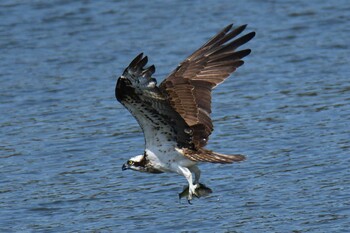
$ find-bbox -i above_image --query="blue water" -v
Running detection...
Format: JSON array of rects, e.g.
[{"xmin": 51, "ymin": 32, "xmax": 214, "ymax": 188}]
[{"xmin": 1, "ymin": 0, "xmax": 349, "ymax": 232}]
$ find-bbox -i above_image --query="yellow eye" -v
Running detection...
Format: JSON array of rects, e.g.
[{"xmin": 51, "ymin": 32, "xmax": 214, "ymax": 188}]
[{"xmin": 128, "ymin": 160, "xmax": 134, "ymax": 165}]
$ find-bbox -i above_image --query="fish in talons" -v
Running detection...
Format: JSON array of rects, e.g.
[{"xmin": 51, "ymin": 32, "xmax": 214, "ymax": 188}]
[{"xmin": 179, "ymin": 183, "xmax": 213, "ymax": 204}]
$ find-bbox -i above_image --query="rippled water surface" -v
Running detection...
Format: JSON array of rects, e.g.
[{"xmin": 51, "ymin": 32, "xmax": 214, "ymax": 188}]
[{"xmin": 1, "ymin": 0, "xmax": 349, "ymax": 232}]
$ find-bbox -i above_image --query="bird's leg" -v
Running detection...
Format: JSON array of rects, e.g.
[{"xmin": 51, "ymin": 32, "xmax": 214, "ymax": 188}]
[
  {"xmin": 189, "ymin": 165, "xmax": 201, "ymax": 185},
  {"xmin": 177, "ymin": 166, "xmax": 199, "ymax": 202}
]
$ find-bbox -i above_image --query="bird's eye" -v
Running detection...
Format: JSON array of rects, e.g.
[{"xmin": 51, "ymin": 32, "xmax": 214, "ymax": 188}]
[{"xmin": 128, "ymin": 160, "xmax": 134, "ymax": 165}]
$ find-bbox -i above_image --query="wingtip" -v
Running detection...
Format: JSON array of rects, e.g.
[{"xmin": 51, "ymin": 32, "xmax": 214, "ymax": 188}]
[
  {"xmin": 237, "ymin": 24, "xmax": 248, "ymax": 31},
  {"xmin": 249, "ymin": 31, "xmax": 256, "ymax": 38},
  {"xmin": 240, "ymin": 31, "xmax": 256, "ymax": 44},
  {"xmin": 149, "ymin": 64, "xmax": 156, "ymax": 73},
  {"xmin": 235, "ymin": 25, "xmax": 255, "ymax": 40},
  {"xmin": 129, "ymin": 53, "xmax": 144, "ymax": 68},
  {"xmin": 129, "ymin": 54, "xmax": 148, "ymax": 70},
  {"xmin": 140, "ymin": 55, "xmax": 148, "ymax": 67},
  {"xmin": 135, "ymin": 52, "xmax": 144, "ymax": 61},
  {"xmin": 142, "ymin": 64, "xmax": 156, "ymax": 77},
  {"xmin": 224, "ymin": 23, "xmax": 234, "ymax": 32}
]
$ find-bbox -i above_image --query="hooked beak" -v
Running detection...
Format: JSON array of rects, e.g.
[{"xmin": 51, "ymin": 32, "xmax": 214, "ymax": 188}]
[{"xmin": 122, "ymin": 163, "xmax": 129, "ymax": 171}]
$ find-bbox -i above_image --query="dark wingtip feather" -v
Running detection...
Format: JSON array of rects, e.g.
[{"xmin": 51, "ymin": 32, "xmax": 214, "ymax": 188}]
[
  {"xmin": 248, "ymin": 31, "xmax": 256, "ymax": 40},
  {"xmin": 148, "ymin": 65, "xmax": 156, "ymax": 74},
  {"xmin": 212, "ymin": 31, "xmax": 255, "ymax": 55},
  {"xmin": 237, "ymin": 31, "xmax": 256, "ymax": 46},
  {"xmin": 236, "ymin": 60, "xmax": 244, "ymax": 67},
  {"xmin": 138, "ymin": 56, "xmax": 148, "ymax": 68},
  {"xmin": 236, "ymin": 49, "xmax": 251, "ymax": 58},
  {"xmin": 141, "ymin": 64, "xmax": 156, "ymax": 77},
  {"xmin": 223, "ymin": 23, "xmax": 233, "ymax": 33},
  {"xmin": 232, "ymin": 24, "xmax": 248, "ymax": 36},
  {"xmin": 241, "ymin": 24, "xmax": 248, "ymax": 29},
  {"xmin": 214, "ymin": 24, "xmax": 248, "ymax": 47},
  {"xmin": 129, "ymin": 53, "xmax": 144, "ymax": 68}
]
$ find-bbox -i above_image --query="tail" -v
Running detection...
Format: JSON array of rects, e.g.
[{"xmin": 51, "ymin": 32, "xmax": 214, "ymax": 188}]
[{"xmin": 184, "ymin": 148, "xmax": 246, "ymax": 164}]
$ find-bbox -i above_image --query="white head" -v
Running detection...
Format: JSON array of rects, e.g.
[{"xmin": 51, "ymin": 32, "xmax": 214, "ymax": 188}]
[
  {"xmin": 122, "ymin": 153, "xmax": 163, "ymax": 174},
  {"xmin": 122, "ymin": 154, "xmax": 146, "ymax": 172}
]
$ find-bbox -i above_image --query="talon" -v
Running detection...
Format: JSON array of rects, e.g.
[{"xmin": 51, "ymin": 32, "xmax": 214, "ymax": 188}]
[{"xmin": 179, "ymin": 183, "xmax": 213, "ymax": 203}]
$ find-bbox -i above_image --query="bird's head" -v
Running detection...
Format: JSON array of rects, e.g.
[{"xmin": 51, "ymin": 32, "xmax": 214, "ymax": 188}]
[{"xmin": 122, "ymin": 154, "xmax": 147, "ymax": 172}]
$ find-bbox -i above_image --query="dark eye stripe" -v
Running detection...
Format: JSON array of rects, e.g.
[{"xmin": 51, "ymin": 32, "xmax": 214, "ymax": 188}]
[{"xmin": 133, "ymin": 162, "xmax": 140, "ymax": 166}]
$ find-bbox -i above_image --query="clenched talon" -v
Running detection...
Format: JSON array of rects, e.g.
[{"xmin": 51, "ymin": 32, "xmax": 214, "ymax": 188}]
[{"xmin": 179, "ymin": 183, "xmax": 213, "ymax": 203}]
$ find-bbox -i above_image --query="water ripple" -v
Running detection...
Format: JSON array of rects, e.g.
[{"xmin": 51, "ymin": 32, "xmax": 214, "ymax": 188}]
[{"xmin": 1, "ymin": 0, "xmax": 349, "ymax": 232}]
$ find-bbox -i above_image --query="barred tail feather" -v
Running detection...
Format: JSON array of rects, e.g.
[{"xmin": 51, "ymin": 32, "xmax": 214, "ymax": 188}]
[
  {"xmin": 184, "ymin": 148, "xmax": 245, "ymax": 163},
  {"xmin": 210, "ymin": 151, "xmax": 246, "ymax": 163}
]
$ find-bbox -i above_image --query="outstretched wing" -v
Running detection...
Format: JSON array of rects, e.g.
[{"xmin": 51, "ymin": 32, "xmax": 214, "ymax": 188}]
[
  {"xmin": 115, "ymin": 54, "xmax": 194, "ymax": 149},
  {"xmin": 159, "ymin": 24, "xmax": 255, "ymax": 148}
]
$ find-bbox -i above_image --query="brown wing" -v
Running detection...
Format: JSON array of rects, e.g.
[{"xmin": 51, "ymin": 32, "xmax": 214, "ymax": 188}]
[{"xmin": 159, "ymin": 24, "xmax": 255, "ymax": 148}]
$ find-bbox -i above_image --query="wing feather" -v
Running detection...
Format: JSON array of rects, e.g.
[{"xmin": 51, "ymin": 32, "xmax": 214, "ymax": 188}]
[
  {"xmin": 159, "ymin": 24, "xmax": 255, "ymax": 148},
  {"xmin": 116, "ymin": 54, "xmax": 194, "ymax": 149}
]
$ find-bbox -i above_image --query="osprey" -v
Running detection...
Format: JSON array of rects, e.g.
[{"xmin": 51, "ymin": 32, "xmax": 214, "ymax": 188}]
[{"xmin": 116, "ymin": 24, "xmax": 255, "ymax": 203}]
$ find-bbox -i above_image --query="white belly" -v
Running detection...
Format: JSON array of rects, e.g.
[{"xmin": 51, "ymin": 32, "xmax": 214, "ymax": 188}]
[{"xmin": 145, "ymin": 146, "xmax": 197, "ymax": 173}]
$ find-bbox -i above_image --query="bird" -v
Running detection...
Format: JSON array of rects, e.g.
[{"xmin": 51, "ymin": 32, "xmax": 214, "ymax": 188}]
[{"xmin": 116, "ymin": 23, "xmax": 255, "ymax": 203}]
